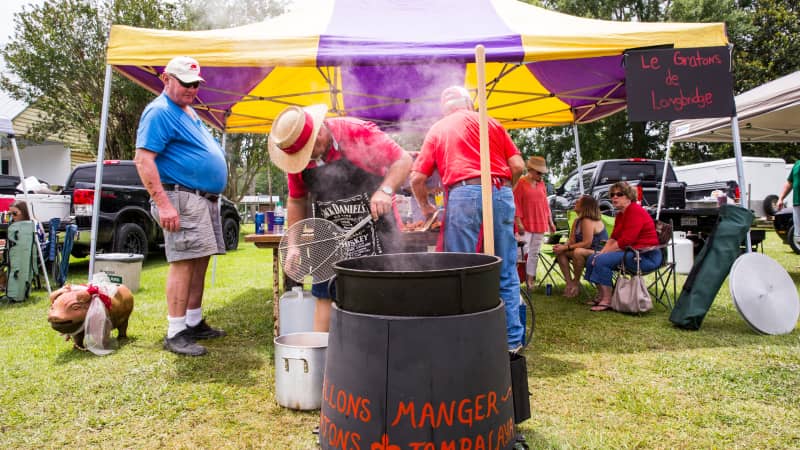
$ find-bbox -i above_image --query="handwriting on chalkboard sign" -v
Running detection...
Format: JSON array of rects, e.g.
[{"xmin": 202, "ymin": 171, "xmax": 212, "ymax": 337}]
[{"xmin": 625, "ymin": 46, "xmax": 733, "ymax": 121}]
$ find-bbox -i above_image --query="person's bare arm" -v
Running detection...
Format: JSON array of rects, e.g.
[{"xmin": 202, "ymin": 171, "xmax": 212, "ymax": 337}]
[
  {"xmin": 777, "ymin": 180, "xmax": 792, "ymax": 210},
  {"xmin": 134, "ymin": 149, "xmax": 178, "ymax": 232},
  {"xmin": 508, "ymin": 154, "xmax": 525, "ymax": 185},
  {"xmin": 410, "ymin": 171, "xmax": 437, "ymax": 218},
  {"xmin": 574, "ymin": 218, "xmax": 594, "ymax": 249},
  {"xmin": 286, "ymin": 195, "xmax": 308, "ymax": 228},
  {"xmin": 370, "ymin": 151, "xmax": 413, "ymax": 220}
]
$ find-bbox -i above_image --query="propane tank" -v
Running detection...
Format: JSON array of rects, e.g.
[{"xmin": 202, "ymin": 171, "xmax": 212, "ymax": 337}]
[{"xmin": 668, "ymin": 231, "xmax": 694, "ymax": 274}]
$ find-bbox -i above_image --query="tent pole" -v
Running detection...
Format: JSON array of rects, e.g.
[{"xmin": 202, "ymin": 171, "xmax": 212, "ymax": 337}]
[
  {"xmin": 475, "ymin": 45, "xmax": 494, "ymax": 255},
  {"xmin": 211, "ymin": 133, "xmax": 226, "ymax": 287},
  {"xmin": 730, "ymin": 115, "xmax": 752, "ymax": 252},
  {"xmin": 572, "ymin": 123, "xmax": 584, "ymax": 195},
  {"xmin": 89, "ymin": 64, "xmax": 114, "ymax": 280},
  {"xmin": 8, "ymin": 135, "xmax": 51, "ymax": 294},
  {"xmin": 656, "ymin": 135, "xmax": 672, "ymax": 221}
]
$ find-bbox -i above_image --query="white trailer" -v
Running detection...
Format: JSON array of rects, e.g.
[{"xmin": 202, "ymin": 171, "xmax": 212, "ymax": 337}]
[{"xmin": 673, "ymin": 157, "xmax": 787, "ymax": 217}]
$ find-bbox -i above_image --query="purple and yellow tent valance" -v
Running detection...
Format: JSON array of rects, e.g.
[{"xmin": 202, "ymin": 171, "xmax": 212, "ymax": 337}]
[{"xmin": 106, "ymin": 0, "xmax": 728, "ymax": 133}]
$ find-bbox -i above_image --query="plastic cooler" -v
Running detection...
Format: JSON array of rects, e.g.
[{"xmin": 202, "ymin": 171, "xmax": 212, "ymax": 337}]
[
  {"xmin": 14, "ymin": 194, "xmax": 70, "ymax": 222},
  {"xmin": 92, "ymin": 253, "xmax": 145, "ymax": 292}
]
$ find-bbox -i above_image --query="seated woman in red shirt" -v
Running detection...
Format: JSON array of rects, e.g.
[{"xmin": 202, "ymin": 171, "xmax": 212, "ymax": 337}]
[{"xmin": 584, "ymin": 182, "xmax": 662, "ymax": 311}]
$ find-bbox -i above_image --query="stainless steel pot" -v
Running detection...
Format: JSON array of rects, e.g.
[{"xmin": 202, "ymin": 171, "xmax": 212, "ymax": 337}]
[{"xmin": 274, "ymin": 332, "xmax": 328, "ymax": 410}]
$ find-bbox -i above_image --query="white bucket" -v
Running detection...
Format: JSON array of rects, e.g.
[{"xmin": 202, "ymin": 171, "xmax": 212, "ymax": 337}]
[
  {"xmin": 279, "ymin": 286, "xmax": 316, "ymax": 335},
  {"xmin": 93, "ymin": 253, "xmax": 144, "ymax": 292},
  {"xmin": 274, "ymin": 332, "xmax": 328, "ymax": 410},
  {"xmin": 668, "ymin": 231, "xmax": 694, "ymax": 274}
]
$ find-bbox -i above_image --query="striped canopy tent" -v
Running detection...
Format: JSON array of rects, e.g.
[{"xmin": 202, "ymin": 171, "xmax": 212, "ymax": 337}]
[{"xmin": 105, "ymin": 0, "xmax": 729, "ymax": 134}]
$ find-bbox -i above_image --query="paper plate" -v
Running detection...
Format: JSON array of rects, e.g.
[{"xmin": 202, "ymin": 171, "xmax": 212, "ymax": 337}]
[{"xmin": 729, "ymin": 253, "xmax": 799, "ymax": 335}]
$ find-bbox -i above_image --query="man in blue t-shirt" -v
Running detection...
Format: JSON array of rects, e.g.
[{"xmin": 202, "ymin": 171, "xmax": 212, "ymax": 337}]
[{"xmin": 134, "ymin": 56, "xmax": 228, "ymax": 356}]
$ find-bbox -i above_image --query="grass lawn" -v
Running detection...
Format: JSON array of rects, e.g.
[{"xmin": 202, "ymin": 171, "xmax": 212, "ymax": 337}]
[{"xmin": 1, "ymin": 226, "xmax": 798, "ymax": 449}]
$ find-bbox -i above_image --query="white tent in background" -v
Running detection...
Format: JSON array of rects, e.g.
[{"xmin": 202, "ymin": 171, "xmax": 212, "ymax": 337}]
[{"xmin": 669, "ymin": 71, "xmax": 800, "ymax": 143}]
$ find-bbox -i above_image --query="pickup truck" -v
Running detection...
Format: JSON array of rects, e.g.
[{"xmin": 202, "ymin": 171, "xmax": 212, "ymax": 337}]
[
  {"xmin": 62, "ymin": 160, "xmax": 240, "ymax": 259},
  {"xmin": 548, "ymin": 158, "xmax": 746, "ymax": 252}
]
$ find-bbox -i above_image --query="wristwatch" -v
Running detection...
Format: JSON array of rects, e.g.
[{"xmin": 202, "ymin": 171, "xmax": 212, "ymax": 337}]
[{"xmin": 380, "ymin": 185, "xmax": 394, "ymax": 195}]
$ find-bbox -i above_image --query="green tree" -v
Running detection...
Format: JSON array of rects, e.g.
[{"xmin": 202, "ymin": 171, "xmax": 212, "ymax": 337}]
[
  {"xmin": 1, "ymin": 0, "xmax": 187, "ymax": 160},
  {"xmin": 669, "ymin": 0, "xmax": 799, "ymax": 163},
  {"xmin": 2, "ymin": 0, "xmax": 288, "ymax": 201},
  {"xmin": 519, "ymin": 0, "xmax": 798, "ymax": 182}
]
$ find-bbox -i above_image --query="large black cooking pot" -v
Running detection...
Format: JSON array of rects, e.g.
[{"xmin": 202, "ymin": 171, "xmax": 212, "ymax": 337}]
[{"xmin": 333, "ymin": 252, "xmax": 501, "ymax": 316}]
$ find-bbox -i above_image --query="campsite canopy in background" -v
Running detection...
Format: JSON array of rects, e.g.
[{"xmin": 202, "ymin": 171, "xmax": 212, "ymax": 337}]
[
  {"xmin": 106, "ymin": 0, "xmax": 728, "ymax": 134},
  {"xmin": 670, "ymin": 71, "xmax": 800, "ymax": 143}
]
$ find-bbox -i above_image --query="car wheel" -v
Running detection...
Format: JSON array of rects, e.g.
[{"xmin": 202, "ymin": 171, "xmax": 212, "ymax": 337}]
[
  {"xmin": 763, "ymin": 194, "xmax": 779, "ymax": 216},
  {"xmin": 788, "ymin": 225, "xmax": 800, "ymax": 254},
  {"xmin": 223, "ymin": 216, "xmax": 240, "ymax": 251},
  {"xmin": 113, "ymin": 223, "xmax": 148, "ymax": 258}
]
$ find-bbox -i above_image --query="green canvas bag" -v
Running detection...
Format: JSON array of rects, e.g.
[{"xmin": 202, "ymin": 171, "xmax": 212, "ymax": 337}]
[{"xmin": 669, "ymin": 205, "xmax": 754, "ymax": 330}]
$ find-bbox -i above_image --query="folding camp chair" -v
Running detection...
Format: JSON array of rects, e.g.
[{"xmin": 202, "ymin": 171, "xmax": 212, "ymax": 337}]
[{"xmin": 536, "ymin": 235, "xmax": 565, "ymax": 288}]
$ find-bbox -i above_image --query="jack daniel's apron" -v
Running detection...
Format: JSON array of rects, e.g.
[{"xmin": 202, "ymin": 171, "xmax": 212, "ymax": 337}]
[{"xmin": 302, "ymin": 148, "xmax": 400, "ymax": 257}]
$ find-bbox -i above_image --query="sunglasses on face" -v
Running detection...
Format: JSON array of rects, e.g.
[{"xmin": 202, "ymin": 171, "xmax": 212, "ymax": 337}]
[
  {"xmin": 609, "ymin": 192, "xmax": 626, "ymax": 198},
  {"xmin": 170, "ymin": 75, "xmax": 200, "ymax": 89}
]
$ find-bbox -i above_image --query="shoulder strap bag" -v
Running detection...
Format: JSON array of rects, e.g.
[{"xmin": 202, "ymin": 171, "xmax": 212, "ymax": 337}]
[{"xmin": 611, "ymin": 248, "xmax": 653, "ymax": 314}]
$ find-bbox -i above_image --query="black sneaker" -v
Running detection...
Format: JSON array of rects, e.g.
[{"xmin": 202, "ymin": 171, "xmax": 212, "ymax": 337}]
[
  {"xmin": 186, "ymin": 319, "xmax": 227, "ymax": 340},
  {"xmin": 163, "ymin": 329, "xmax": 207, "ymax": 356}
]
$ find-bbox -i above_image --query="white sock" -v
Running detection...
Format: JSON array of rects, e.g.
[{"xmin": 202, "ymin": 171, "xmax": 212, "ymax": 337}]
[
  {"xmin": 167, "ymin": 316, "xmax": 186, "ymax": 338},
  {"xmin": 186, "ymin": 308, "xmax": 203, "ymax": 327}
]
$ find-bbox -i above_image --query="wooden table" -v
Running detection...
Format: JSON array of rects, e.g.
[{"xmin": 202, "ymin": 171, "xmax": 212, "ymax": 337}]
[{"xmin": 244, "ymin": 233, "xmax": 283, "ymax": 336}]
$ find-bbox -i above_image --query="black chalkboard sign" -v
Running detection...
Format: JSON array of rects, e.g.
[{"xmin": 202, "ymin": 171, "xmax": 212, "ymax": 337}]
[{"xmin": 625, "ymin": 46, "xmax": 734, "ymax": 122}]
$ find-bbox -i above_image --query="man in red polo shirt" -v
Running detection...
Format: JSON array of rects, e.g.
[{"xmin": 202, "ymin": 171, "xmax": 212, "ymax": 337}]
[
  {"xmin": 268, "ymin": 104, "xmax": 412, "ymax": 332},
  {"xmin": 409, "ymin": 86, "xmax": 525, "ymax": 353}
]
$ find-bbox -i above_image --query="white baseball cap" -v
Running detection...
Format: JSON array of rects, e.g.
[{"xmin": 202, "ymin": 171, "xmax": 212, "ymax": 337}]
[{"xmin": 164, "ymin": 56, "xmax": 205, "ymax": 84}]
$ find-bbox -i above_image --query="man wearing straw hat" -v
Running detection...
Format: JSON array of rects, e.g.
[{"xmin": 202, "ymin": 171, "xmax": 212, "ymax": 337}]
[
  {"xmin": 268, "ymin": 104, "xmax": 412, "ymax": 332},
  {"xmin": 135, "ymin": 56, "xmax": 227, "ymax": 357},
  {"xmin": 409, "ymin": 86, "xmax": 525, "ymax": 353}
]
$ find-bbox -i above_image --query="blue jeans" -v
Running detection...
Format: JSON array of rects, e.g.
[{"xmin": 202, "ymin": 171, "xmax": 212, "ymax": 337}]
[
  {"xmin": 444, "ymin": 185, "xmax": 523, "ymax": 350},
  {"xmin": 584, "ymin": 248, "xmax": 663, "ymax": 287}
]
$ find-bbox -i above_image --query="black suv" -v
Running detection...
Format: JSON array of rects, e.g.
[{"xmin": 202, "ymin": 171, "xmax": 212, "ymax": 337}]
[{"xmin": 62, "ymin": 160, "xmax": 240, "ymax": 258}]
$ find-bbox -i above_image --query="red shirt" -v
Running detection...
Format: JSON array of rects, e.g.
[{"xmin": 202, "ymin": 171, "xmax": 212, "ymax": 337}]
[
  {"xmin": 513, "ymin": 178, "xmax": 551, "ymax": 233},
  {"xmin": 611, "ymin": 202, "xmax": 659, "ymax": 249},
  {"xmin": 288, "ymin": 118, "xmax": 406, "ymax": 197},
  {"xmin": 413, "ymin": 109, "xmax": 520, "ymax": 187}
]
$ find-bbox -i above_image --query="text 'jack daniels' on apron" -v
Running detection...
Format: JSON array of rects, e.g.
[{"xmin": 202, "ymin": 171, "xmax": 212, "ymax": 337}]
[{"xmin": 302, "ymin": 140, "xmax": 401, "ymax": 257}]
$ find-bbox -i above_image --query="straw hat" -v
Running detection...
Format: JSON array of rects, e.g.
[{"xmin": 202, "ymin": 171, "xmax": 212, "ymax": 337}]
[
  {"xmin": 527, "ymin": 156, "xmax": 548, "ymax": 174},
  {"xmin": 268, "ymin": 104, "xmax": 329, "ymax": 174}
]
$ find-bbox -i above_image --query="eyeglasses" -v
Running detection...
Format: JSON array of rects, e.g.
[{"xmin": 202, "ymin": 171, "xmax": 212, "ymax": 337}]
[
  {"xmin": 169, "ymin": 75, "xmax": 200, "ymax": 89},
  {"xmin": 609, "ymin": 192, "xmax": 626, "ymax": 198},
  {"xmin": 10, "ymin": 211, "xmax": 19, "ymax": 216}
]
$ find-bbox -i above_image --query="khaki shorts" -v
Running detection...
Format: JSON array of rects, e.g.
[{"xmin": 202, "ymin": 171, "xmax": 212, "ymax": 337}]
[{"xmin": 151, "ymin": 191, "xmax": 226, "ymax": 263}]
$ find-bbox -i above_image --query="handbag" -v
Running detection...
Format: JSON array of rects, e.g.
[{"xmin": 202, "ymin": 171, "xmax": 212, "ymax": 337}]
[{"xmin": 611, "ymin": 249, "xmax": 653, "ymax": 314}]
